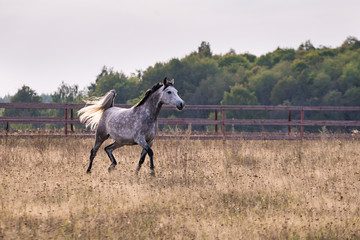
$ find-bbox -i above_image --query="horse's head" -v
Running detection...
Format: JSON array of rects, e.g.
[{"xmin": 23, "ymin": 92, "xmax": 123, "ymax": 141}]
[{"xmin": 161, "ymin": 78, "xmax": 185, "ymax": 110}]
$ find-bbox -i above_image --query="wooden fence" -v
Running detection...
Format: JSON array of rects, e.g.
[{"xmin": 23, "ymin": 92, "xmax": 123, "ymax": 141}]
[{"xmin": 0, "ymin": 103, "xmax": 360, "ymax": 140}]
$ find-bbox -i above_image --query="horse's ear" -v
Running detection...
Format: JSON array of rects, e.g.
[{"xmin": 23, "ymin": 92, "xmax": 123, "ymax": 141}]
[
  {"xmin": 163, "ymin": 77, "xmax": 168, "ymax": 85},
  {"xmin": 169, "ymin": 78, "xmax": 174, "ymax": 85}
]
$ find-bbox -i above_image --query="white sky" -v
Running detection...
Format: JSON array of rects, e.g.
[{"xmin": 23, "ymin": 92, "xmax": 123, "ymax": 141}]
[{"xmin": 0, "ymin": 0, "xmax": 359, "ymax": 97}]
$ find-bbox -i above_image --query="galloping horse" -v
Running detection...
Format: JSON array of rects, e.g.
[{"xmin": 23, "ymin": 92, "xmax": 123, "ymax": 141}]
[{"xmin": 78, "ymin": 78, "xmax": 184, "ymax": 176}]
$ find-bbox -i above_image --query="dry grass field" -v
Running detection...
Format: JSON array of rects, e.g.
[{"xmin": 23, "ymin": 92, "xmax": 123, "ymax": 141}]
[{"xmin": 0, "ymin": 136, "xmax": 360, "ymax": 239}]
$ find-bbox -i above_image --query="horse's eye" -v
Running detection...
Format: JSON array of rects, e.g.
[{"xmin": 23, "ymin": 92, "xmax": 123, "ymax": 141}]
[{"xmin": 167, "ymin": 91, "xmax": 172, "ymax": 94}]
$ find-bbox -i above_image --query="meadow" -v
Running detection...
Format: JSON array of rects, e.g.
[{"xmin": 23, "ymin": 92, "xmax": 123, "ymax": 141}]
[{"xmin": 0, "ymin": 136, "xmax": 359, "ymax": 239}]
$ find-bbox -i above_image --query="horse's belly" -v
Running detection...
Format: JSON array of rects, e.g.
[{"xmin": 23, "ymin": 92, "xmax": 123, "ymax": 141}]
[{"xmin": 110, "ymin": 131, "xmax": 136, "ymax": 145}]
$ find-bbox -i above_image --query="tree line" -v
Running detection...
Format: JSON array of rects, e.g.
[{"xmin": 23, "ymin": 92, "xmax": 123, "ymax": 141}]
[{"xmin": 1, "ymin": 36, "xmax": 360, "ymax": 131}]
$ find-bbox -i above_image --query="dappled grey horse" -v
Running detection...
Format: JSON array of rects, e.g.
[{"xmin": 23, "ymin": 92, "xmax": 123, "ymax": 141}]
[{"xmin": 78, "ymin": 78, "xmax": 184, "ymax": 176}]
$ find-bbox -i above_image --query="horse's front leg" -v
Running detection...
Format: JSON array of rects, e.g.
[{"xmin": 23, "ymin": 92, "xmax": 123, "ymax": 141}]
[
  {"xmin": 147, "ymin": 146, "xmax": 155, "ymax": 176},
  {"xmin": 135, "ymin": 139, "xmax": 155, "ymax": 176},
  {"xmin": 135, "ymin": 148, "xmax": 147, "ymax": 175}
]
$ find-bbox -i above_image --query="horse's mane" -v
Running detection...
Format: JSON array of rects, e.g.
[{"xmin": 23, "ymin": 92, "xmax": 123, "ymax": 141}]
[{"xmin": 133, "ymin": 81, "xmax": 173, "ymax": 108}]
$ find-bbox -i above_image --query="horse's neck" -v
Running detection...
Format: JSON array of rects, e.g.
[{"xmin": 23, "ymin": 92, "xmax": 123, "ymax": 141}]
[{"xmin": 139, "ymin": 93, "xmax": 163, "ymax": 119}]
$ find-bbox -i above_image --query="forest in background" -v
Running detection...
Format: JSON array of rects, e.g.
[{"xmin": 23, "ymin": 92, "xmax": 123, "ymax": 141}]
[{"xmin": 1, "ymin": 36, "xmax": 360, "ymax": 131}]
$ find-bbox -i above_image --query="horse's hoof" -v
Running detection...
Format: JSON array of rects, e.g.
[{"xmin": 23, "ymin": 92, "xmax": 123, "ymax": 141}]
[
  {"xmin": 150, "ymin": 170, "xmax": 155, "ymax": 177},
  {"xmin": 135, "ymin": 166, "xmax": 141, "ymax": 175},
  {"xmin": 108, "ymin": 164, "xmax": 116, "ymax": 172},
  {"xmin": 86, "ymin": 169, "xmax": 91, "ymax": 174}
]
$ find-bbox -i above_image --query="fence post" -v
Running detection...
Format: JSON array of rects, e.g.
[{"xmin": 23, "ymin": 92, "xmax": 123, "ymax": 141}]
[
  {"xmin": 70, "ymin": 108, "xmax": 74, "ymax": 132},
  {"xmin": 222, "ymin": 109, "xmax": 226, "ymax": 138},
  {"xmin": 215, "ymin": 109, "xmax": 218, "ymax": 133},
  {"xmin": 300, "ymin": 109, "xmax": 304, "ymax": 138},
  {"xmin": 6, "ymin": 121, "xmax": 9, "ymax": 135},
  {"xmin": 64, "ymin": 108, "xmax": 68, "ymax": 135},
  {"xmin": 288, "ymin": 110, "xmax": 291, "ymax": 135}
]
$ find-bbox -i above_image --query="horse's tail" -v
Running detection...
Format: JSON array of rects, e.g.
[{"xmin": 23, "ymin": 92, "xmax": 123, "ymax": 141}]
[{"xmin": 78, "ymin": 90, "xmax": 116, "ymax": 130}]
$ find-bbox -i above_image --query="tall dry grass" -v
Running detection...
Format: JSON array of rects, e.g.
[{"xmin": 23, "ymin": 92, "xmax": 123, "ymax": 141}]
[{"xmin": 0, "ymin": 136, "xmax": 360, "ymax": 239}]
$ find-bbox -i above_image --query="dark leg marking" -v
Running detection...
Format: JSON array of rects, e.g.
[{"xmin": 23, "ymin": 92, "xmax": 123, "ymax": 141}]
[
  {"xmin": 147, "ymin": 147, "xmax": 155, "ymax": 177},
  {"xmin": 87, "ymin": 135, "xmax": 108, "ymax": 174},
  {"xmin": 135, "ymin": 139, "xmax": 155, "ymax": 176},
  {"xmin": 104, "ymin": 142, "xmax": 120, "ymax": 172},
  {"xmin": 87, "ymin": 148, "xmax": 96, "ymax": 174},
  {"xmin": 135, "ymin": 149, "xmax": 147, "ymax": 175}
]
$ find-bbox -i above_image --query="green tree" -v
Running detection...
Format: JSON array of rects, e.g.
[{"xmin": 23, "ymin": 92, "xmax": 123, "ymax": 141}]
[
  {"xmin": 304, "ymin": 51, "xmax": 323, "ymax": 66},
  {"xmin": 270, "ymin": 76, "xmax": 298, "ymax": 105},
  {"xmin": 198, "ymin": 41, "xmax": 212, "ymax": 58},
  {"xmin": 0, "ymin": 94, "xmax": 11, "ymax": 103},
  {"xmin": 218, "ymin": 54, "xmax": 250, "ymax": 68},
  {"xmin": 339, "ymin": 62, "xmax": 360, "ymax": 91},
  {"xmin": 268, "ymin": 48, "xmax": 296, "ymax": 65},
  {"xmin": 242, "ymin": 53, "xmax": 257, "ymax": 63},
  {"xmin": 50, "ymin": 82, "xmax": 84, "ymax": 118},
  {"xmin": 313, "ymin": 72, "xmax": 331, "ymax": 95},
  {"xmin": 343, "ymin": 87, "xmax": 360, "ymax": 120},
  {"xmin": 322, "ymin": 90, "xmax": 343, "ymax": 106},
  {"xmin": 343, "ymin": 87, "xmax": 360, "ymax": 106},
  {"xmin": 3, "ymin": 85, "xmax": 42, "ymax": 117},
  {"xmin": 341, "ymin": 36, "xmax": 360, "ymax": 50},
  {"xmin": 255, "ymin": 48, "xmax": 295, "ymax": 69},
  {"xmin": 255, "ymin": 54, "xmax": 272, "ymax": 68},
  {"xmin": 194, "ymin": 73, "xmax": 233, "ymax": 105},
  {"xmin": 222, "ymin": 84, "xmax": 258, "ymax": 106},
  {"xmin": 218, "ymin": 55, "xmax": 251, "ymax": 74},
  {"xmin": 141, "ymin": 54, "xmax": 219, "ymax": 105},
  {"xmin": 83, "ymin": 36, "xmax": 360, "ymax": 119},
  {"xmin": 10, "ymin": 85, "xmax": 42, "ymax": 103},
  {"xmin": 298, "ymin": 40, "xmax": 315, "ymax": 51},
  {"xmin": 51, "ymin": 81, "xmax": 82, "ymax": 103},
  {"xmin": 89, "ymin": 66, "xmax": 141, "ymax": 104},
  {"xmin": 291, "ymin": 59, "xmax": 308, "ymax": 73},
  {"xmin": 114, "ymin": 77, "xmax": 141, "ymax": 104},
  {"xmin": 221, "ymin": 84, "xmax": 259, "ymax": 131},
  {"xmin": 89, "ymin": 66, "xmax": 124, "ymax": 96},
  {"xmin": 248, "ymin": 70, "xmax": 280, "ymax": 105}
]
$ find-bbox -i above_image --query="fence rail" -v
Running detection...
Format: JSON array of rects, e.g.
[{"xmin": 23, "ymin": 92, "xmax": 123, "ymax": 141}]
[{"xmin": 1, "ymin": 103, "xmax": 360, "ymax": 139}]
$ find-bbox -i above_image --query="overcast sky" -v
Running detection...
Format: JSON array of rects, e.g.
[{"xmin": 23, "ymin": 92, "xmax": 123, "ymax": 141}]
[{"xmin": 1, "ymin": 0, "xmax": 359, "ymax": 97}]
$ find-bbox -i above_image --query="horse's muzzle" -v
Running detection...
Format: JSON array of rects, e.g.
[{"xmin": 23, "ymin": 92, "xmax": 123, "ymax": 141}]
[{"xmin": 177, "ymin": 101, "xmax": 185, "ymax": 110}]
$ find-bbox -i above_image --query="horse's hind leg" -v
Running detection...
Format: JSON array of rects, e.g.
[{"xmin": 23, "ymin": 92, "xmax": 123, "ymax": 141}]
[
  {"xmin": 87, "ymin": 134, "xmax": 108, "ymax": 173},
  {"xmin": 104, "ymin": 142, "xmax": 122, "ymax": 172}
]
